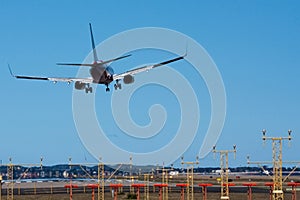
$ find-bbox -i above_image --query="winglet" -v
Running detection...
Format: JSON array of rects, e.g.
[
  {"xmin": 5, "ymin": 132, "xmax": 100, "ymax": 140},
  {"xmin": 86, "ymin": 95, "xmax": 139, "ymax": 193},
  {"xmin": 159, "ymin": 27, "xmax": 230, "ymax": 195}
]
[
  {"xmin": 7, "ymin": 64, "xmax": 15, "ymax": 77},
  {"xmin": 183, "ymin": 42, "xmax": 188, "ymax": 57}
]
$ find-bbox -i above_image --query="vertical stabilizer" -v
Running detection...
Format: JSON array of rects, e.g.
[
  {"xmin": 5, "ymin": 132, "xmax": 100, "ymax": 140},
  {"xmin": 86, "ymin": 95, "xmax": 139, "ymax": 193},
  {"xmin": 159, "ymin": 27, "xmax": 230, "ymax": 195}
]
[{"xmin": 89, "ymin": 23, "xmax": 98, "ymax": 62}]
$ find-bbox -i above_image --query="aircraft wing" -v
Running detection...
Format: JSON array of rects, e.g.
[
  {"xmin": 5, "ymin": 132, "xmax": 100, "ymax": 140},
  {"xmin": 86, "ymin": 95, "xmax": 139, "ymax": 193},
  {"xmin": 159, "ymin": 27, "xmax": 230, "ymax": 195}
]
[
  {"xmin": 113, "ymin": 54, "xmax": 185, "ymax": 80},
  {"xmin": 113, "ymin": 54, "xmax": 186, "ymax": 80},
  {"xmin": 13, "ymin": 75, "xmax": 93, "ymax": 84},
  {"xmin": 8, "ymin": 63, "xmax": 93, "ymax": 83}
]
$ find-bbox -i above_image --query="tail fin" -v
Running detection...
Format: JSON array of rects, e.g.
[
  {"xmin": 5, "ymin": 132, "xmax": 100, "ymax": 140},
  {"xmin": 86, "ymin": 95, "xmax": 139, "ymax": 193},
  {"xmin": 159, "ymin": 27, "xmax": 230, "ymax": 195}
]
[{"xmin": 89, "ymin": 23, "xmax": 98, "ymax": 62}]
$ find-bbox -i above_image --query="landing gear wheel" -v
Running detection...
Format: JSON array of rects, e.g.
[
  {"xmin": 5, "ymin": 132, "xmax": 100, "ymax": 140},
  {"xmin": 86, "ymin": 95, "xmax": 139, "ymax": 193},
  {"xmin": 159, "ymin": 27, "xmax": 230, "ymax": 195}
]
[
  {"xmin": 106, "ymin": 87, "xmax": 110, "ymax": 92},
  {"xmin": 114, "ymin": 83, "xmax": 122, "ymax": 90},
  {"xmin": 114, "ymin": 80, "xmax": 122, "ymax": 90},
  {"xmin": 85, "ymin": 87, "xmax": 93, "ymax": 93}
]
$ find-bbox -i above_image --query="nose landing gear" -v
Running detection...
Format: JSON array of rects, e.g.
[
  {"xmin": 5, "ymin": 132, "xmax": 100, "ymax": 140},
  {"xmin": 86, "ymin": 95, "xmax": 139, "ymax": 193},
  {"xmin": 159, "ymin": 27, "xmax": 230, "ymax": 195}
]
[{"xmin": 105, "ymin": 84, "xmax": 110, "ymax": 92}]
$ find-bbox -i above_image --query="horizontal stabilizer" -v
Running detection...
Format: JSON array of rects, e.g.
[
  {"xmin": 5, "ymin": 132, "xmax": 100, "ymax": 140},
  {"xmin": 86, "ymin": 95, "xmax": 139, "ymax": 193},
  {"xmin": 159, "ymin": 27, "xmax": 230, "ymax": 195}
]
[
  {"xmin": 100, "ymin": 54, "xmax": 132, "ymax": 66},
  {"xmin": 56, "ymin": 63, "xmax": 95, "ymax": 66},
  {"xmin": 57, "ymin": 54, "xmax": 132, "ymax": 67},
  {"xmin": 15, "ymin": 75, "xmax": 48, "ymax": 80}
]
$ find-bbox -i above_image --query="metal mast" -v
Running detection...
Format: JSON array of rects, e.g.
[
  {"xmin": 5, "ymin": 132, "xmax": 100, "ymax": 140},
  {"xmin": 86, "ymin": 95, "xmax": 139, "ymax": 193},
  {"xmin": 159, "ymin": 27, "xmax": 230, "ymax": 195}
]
[
  {"xmin": 98, "ymin": 157, "xmax": 105, "ymax": 200},
  {"xmin": 7, "ymin": 158, "xmax": 13, "ymax": 200},
  {"xmin": 212, "ymin": 145, "xmax": 236, "ymax": 200},
  {"xmin": 262, "ymin": 129, "xmax": 292, "ymax": 200},
  {"xmin": 181, "ymin": 156, "xmax": 199, "ymax": 200}
]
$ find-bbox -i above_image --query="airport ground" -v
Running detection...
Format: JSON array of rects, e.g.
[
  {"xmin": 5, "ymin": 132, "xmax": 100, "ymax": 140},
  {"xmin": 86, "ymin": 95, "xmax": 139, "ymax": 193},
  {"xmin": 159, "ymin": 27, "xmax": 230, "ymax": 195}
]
[
  {"xmin": 4, "ymin": 190, "xmax": 296, "ymax": 200},
  {"xmin": 2, "ymin": 174, "xmax": 300, "ymax": 199},
  {"xmin": 9, "ymin": 192, "xmax": 294, "ymax": 200}
]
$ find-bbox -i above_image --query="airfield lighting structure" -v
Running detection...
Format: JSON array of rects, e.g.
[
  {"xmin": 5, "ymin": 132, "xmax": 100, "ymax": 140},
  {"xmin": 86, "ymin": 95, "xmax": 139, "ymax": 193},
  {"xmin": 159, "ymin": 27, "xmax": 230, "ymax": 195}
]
[
  {"xmin": 131, "ymin": 184, "xmax": 145, "ymax": 200},
  {"xmin": 154, "ymin": 184, "xmax": 168, "ymax": 200},
  {"xmin": 67, "ymin": 157, "xmax": 134, "ymax": 200},
  {"xmin": 143, "ymin": 170, "xmax": 154, "ymax": 200},
  {"xmin": 242, "ymin": 182, "xmax": 257, "ymax": 200},
  {"xmin": 67, "ymin": 157, "xmax": 106, "ymax": 200},
  {"xmin": 68, "ymin": 157, "xmax": 74, "ymax": 200},
  {"xmin": 287, "ymin": 182, "xmax": 300, "ymax": 200},
  {"xmin": 162, "ymin": 168, "xmax": 171, "ymax": 200},
  {"xmin": 181, "ymin": 156, "xmax": 199, "ymax": 200},
  {"xmin": 263, "ymin": 129, "xmax": 292, "ymax": 200},
  {"xmin": 87, "ymin": 184, "xmax": 99, "ymax": 200},
  {"xmin": 129, "ymin": 156, "xmax": 138, "ymax": 194},
  {"xmin": 176, "ymin": 184, "xmax": 188, "ymax": 200},
  {"xmin": 265, "ymin": 182, "xmax": 275, "ymax": 200},
  {"xmin": 248, "ymin": 130, "xmax": 292, "ymax": 200},
  {"xmin": 109, "ymin": 184, "xmax": 123, "ymax": 200},
  {"xmin": 198, "ymin": 183, "xmax": 213, "ymax": 200},
  {"xmin": 67, "ymin": 157, "xmax": 132, "ymax": 200},
  {"xmin": 212, "ymin": 145, "xmax": 237, "ymax": 200},
  {"xmin": 155, "ymin": 166, "xmax": 173, "ymax": 200},
  {"xmin": 97, "ymin": 157, "xmax": 105, "ymax": 200},
  {"xmin": 144, "ymin": 174, "xmax": 149, "ymax": 200},
  {"xmin": 7, "ymin": 158, "xmax": 13, "ymax": 200},
  {"xmin": 0, "ymin": 175, "xmax": 2, "ymax": 200},
  {"xmin": 4, "ymin": 157, "xmax": 43, "ymax": 200}
]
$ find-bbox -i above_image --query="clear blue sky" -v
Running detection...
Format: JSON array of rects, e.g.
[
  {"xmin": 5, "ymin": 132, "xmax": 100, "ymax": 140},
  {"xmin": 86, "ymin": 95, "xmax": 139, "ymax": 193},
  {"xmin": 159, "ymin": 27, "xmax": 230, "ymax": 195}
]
[{"xmin": 0, "ymin": 1, "xmax": 299, "ymax": 167}]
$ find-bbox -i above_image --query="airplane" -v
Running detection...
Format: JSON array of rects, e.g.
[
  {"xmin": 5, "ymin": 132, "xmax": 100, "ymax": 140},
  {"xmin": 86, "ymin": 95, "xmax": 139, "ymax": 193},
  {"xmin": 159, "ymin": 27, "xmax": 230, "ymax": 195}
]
[{"xmin": 9, "ymin": 23, "xmax": 186, "ymax": 93}]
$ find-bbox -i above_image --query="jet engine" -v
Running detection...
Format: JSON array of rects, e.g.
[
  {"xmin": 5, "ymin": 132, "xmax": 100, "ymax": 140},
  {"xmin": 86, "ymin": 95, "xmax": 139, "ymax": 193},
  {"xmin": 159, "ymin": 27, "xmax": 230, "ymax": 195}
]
[
  {"xmin": 123, "ymin": 75, "xmax": 134, "ymax": 84},
  {"xmin": 75, "ymin": 81, "xmax": 86, "ymax": 90}
]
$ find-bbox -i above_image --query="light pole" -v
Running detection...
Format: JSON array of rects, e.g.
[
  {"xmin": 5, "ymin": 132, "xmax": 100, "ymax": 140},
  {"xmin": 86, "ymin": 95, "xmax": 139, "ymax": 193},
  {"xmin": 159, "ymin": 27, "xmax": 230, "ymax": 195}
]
[
  {"xmin": 262, "ymin": 129, "xmax": 292, "ymax": 200},
  {"xmin": 212, "ymin": 145, "xmax": 237, "ymax": 200},
  {"xmin": 0, "ymin": 174, "xmax": 2, "ymax": 200},
  {"xmin": 181, "ymin": 156, "xmax": 199, "ymax": 200}
]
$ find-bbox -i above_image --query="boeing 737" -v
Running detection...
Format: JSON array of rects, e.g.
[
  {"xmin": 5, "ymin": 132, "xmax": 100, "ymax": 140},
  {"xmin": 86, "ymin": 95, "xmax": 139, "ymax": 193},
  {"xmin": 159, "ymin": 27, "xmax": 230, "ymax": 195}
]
[{"xmin": 9, "ymin": 23, "xmax": 185, "ymax": 93}]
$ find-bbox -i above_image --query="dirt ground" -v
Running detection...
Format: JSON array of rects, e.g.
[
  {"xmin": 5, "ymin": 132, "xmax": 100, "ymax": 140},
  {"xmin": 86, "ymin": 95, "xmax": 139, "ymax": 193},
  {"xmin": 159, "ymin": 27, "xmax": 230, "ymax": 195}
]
[
  {"xmin": 3, "ymin": 174, "xmax": 299, "ymax": 199},
  {"xmin": 8, "ymin": 191, "xmax": 295, "ymax": 200}
]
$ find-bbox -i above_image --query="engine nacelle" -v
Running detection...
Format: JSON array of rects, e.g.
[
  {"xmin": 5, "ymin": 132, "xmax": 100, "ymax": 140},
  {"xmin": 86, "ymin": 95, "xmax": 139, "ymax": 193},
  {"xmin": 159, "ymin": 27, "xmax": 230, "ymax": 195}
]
[
  {"xmin": 123, "ymin": 75, "xmax": 134, "ymax": 84},
  {"xmin": 75, "ymin": 81, "xmax": 86, "ymax": 90}
]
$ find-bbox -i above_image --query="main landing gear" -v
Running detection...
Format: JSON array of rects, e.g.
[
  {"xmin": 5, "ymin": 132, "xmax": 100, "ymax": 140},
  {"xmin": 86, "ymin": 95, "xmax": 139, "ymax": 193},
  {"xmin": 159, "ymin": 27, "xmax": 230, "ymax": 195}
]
[
  {"xmin": 114, "ymin": 80, "xmax": 122, "ymax": 90},
  {"xmin": 85, "ymin": 83, "xmax": 93, "ymax": 93}
]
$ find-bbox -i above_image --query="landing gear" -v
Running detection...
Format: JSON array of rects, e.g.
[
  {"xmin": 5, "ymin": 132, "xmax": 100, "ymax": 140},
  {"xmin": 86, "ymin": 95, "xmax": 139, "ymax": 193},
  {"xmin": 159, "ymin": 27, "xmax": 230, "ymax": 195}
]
[
  {"xmin": 85, "ymin": 84, "xmax": 93, "ymax": 93},
  {"xmin": 114, "ymin": 80, "xmax": 122, "ymax": 90},
  {"xmin": 105, "ymin": 84, "xmax": 110, "ymax": 92},
  {"xmin": 85, "ymin": 87, "xmax": 93, "ymax": 93}
]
